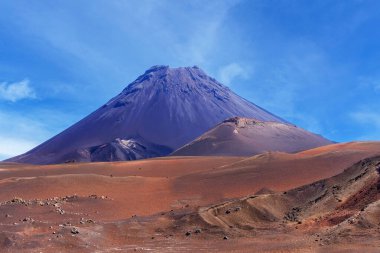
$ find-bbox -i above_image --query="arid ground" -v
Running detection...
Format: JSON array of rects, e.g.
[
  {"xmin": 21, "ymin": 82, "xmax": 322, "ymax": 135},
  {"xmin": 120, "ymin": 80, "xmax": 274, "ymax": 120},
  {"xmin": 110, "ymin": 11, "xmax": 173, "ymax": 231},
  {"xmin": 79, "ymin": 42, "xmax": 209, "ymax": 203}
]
[{"xmin": 0, "ymin": 142, "xmax": 379, "ymax": 252}]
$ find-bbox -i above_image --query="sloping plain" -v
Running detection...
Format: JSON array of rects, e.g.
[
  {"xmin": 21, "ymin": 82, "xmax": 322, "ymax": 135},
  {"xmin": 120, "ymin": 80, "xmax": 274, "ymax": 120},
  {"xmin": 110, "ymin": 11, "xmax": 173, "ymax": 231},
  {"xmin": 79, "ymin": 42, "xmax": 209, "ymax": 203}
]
[{"xmin": 0, "ymin": 142, "xmax": 379, "ymax": 252}]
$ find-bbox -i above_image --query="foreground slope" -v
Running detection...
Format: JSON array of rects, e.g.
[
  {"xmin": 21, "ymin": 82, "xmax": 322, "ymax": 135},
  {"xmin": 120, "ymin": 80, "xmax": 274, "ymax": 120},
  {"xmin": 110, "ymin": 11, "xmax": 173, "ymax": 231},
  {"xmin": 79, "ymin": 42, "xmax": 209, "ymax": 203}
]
[
  {"xmin": 176, "ymin": 156, "xmax": 380, "ymax": 252},
  {"xmin": 172, "ymin": 117, "xmax": 332, "ymax": 156},
  {"xmin": 1, "ymin": 142, "xmax": 379, "ymax": 219},
  {"xmin": 6, "ymin": 66, "xmax": 286, "ymax": 164},
  {"xmin": 0, "ymin": 142, "xmax": 379, "ymax": 252},
  {"xmin": 200, "ymin": 156, "xmax": 380, "ymax": 228}
]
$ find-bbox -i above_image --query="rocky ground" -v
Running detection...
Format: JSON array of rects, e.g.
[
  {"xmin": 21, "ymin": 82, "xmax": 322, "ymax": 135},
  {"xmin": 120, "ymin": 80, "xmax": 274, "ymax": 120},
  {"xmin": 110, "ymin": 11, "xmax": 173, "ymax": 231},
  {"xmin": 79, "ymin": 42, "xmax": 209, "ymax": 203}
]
[{"xmin": 0, "ymin": 142, "xmax": 379, "ymax": 252}]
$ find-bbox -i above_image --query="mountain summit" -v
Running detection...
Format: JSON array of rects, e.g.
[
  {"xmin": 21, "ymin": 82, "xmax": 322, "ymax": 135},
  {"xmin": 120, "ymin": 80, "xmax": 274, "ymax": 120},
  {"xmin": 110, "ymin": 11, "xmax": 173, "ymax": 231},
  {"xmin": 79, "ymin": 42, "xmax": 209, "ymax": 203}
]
[{"xmin": 8, "ymin": 66, "xmax": 298, "ymax": 164}]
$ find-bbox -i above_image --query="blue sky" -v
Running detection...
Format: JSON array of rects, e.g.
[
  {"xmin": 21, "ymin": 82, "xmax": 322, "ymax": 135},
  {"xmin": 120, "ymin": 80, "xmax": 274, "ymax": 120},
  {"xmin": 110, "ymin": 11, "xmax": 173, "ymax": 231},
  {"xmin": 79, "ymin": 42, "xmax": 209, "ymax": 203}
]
[{"xmin": 1, "ymin": 0, "xmax": 380, "ymax": 159}]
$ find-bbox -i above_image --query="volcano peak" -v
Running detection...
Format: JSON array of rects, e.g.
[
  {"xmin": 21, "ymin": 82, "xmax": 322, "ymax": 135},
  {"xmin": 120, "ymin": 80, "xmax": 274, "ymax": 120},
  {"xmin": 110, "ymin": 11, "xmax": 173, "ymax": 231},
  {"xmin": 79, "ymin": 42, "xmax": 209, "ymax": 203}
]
[{"xmin": 6, "ymin": 65, "xmax": 318, "ymax": 164}]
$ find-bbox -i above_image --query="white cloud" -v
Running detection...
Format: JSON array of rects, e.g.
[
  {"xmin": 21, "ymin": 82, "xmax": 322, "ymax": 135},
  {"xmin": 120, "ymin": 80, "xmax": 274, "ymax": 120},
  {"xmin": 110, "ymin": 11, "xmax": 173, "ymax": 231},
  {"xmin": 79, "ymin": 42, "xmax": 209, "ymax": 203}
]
[
  {"xmin": 0, "ymin": 79, "xmax": 36, "ymax": 102},
  {"xmin": 351, "ymin": 111, "xmax": 380, "ymax": 128},
  {"xmin": 218, "ymin": 63, "xmax": 250, "ymax": 86}
]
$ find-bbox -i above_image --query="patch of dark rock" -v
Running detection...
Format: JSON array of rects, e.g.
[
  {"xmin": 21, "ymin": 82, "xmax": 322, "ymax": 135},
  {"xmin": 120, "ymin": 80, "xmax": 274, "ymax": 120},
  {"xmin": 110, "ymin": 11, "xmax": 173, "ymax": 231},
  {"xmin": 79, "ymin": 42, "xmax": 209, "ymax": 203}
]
[
  {"xmin": 89, "ymin": 194, "xmax": 106, "ymax": 199},
  {"xmin": 22, "ymin": 217, "xmax": 34, "ymax": 222},
  {"xmin": 284, "ymin": 207, "xmax": 302, "ymax": 222},
  {"xmin": 310, "ymin": 190, "xmax": 328, "ymax": 204},
  {"xmin": 113, "ymin": 100, "xmax": 131, "ymax": 108},
  {"xmin": 71, "ymin": 227, "xmax": 79, "ymax": 234},
  {"xmin": 349, "ymin": 171, "xmax": 367, "ymax": 183}
]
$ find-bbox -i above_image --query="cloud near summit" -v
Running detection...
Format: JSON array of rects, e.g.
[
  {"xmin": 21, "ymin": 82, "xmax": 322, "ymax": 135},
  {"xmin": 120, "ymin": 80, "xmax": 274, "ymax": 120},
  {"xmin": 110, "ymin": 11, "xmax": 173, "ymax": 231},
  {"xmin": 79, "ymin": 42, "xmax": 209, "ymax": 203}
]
[
  {"xmin": 218, "ymin": 63, "xmax": 250, "ymax": 86},
  {"xmin": 0, "ymin": 79, "xmax": 36, "ymax": 102}
]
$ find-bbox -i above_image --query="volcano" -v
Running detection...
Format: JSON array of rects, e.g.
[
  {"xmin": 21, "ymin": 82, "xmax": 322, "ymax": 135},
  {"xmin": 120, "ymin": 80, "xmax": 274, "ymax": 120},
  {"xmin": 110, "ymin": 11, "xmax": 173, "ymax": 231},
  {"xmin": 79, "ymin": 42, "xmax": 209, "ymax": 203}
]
[{"xmin": 7, "ymin": 65, "xmax": 328, "ymax": 164}]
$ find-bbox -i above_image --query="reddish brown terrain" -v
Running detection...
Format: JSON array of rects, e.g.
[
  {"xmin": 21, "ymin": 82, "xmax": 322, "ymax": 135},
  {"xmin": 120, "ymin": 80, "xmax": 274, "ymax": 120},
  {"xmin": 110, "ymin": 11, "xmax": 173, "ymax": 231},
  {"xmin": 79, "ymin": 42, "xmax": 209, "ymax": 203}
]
[
  {"xmin": 172, "ymin": 117, "xmax": 332, "ymax": 156},
  {"xmin": 0, "ymin": 142, "xmax": 380, "ymax": 252}
]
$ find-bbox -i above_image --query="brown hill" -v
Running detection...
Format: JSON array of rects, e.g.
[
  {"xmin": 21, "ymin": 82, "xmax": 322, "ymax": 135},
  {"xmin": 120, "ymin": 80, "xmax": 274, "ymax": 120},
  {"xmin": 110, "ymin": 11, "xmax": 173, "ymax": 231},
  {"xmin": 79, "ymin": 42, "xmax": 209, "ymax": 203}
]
[{"xmin": 172, "ymin": 117, "xmax": 332, "ymax": 156}]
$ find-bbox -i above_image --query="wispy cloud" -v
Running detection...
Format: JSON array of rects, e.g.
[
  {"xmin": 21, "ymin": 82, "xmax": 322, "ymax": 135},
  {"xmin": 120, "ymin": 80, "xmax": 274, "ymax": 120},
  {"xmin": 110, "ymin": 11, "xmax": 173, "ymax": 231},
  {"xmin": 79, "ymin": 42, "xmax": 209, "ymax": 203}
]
[
  {"xmin": 0, "ymin": 79, "xmax": 36, "ymax": 102},
  {"xmin": 249, "ymin": 40, "xmax": 328, "ymax": 117},
  {"xmin": 0, "ymin": 0, "xmax": 243, "ymax": 98},
  {"xmin": 357, "ymin": 76, "xmax": 380, "ymax": 93},
  {"xmin": 351, "ymin": 111, "xmax": 380, "ymax": 127},
  {"xmin": 0, "ymin": 110, "xmax": 58, "ymax": 160},
  {"xmin": 0, "ymin": 136, "xmax": 38, "ymax": 160},
  {"xmin": 0, "ymin": 0, "xmax": 379, "ymax": 145},
  {"xmin": 218, "ymin": 63, "xmax": 250, "ymax": 86},
  {"xmin": 350, "ymin": 110, "xmax": 380, "ymax": 140},
  {"xmin": 169, "ymin": 1, "xmax": 241, "ymax": 65}
]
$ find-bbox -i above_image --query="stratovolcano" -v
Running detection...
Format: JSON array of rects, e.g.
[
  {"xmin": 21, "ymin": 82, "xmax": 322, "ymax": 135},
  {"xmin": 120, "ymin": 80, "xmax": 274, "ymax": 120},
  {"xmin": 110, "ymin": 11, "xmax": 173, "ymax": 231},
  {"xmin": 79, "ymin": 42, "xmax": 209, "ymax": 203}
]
[{"xmin": 7, "ymin": 65, "xmax": 329, "ymax": 164}]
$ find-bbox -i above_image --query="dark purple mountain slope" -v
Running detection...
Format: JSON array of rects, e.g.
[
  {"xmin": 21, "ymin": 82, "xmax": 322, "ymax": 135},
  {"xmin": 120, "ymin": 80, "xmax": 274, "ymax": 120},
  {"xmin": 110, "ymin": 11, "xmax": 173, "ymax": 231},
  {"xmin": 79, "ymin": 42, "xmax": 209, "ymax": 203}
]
[{"xmin": 7, "ymin": 65, "xmax": 299, "ymax": 164}]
